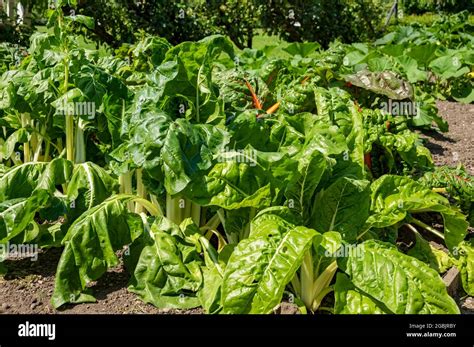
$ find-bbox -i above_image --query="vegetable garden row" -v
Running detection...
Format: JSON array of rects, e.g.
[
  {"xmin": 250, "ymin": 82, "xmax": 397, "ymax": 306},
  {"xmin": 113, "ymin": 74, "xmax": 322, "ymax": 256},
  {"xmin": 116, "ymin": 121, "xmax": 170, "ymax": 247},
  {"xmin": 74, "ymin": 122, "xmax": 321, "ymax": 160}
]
[{"xmin": 0, "ymin": 7, "xmax": 473, "ymax": 314}]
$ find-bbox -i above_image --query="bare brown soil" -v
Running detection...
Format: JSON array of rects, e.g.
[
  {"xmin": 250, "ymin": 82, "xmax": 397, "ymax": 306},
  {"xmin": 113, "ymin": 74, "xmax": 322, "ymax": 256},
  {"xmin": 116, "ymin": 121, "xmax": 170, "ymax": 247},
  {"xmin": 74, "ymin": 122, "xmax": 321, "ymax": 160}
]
[
  {"xmin": 423, "ymin": 101, "xmax": 474, "ymax": 174},
  {"xmin": 0, "ymin": 248, "xmax": 203, "ymax": 314}
]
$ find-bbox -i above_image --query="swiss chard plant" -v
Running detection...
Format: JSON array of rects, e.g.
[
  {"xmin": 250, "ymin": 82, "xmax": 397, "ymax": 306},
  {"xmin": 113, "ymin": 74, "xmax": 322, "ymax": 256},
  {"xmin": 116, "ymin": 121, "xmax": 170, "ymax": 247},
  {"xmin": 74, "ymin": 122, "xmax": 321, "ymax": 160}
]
[{"xmin": 1, "ymin": 2, "xmax": 473, "ymax": 315}]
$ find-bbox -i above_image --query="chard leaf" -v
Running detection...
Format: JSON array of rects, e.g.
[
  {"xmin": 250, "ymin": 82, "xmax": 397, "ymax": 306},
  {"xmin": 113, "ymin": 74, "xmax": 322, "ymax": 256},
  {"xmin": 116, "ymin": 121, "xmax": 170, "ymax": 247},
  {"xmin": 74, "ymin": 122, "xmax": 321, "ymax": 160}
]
[
  {"xmin": 219, "ymin": 208, "xmax": 254, "ymax": 244},
  {"xmin": 0, "ymin": 158, "xmax": 72, "ymax": 244},
  {"xmin": 310, "ymin": 177, "xmax": 370, "ymax": 242},
  {"xmin": 66, "ymin": 162, "xmax": 119, "ymax": 220},
  {"xmin": 187, "ymin": 150, "xmax": 297, "ymax": 209},
  {"xmin": 150, "ymin": 35, "xmax": 234, "ymax": 124},
  {"xmin": 338, "ymin": 240, "xmax": 460, "ymax": 314},
  {"xmin": 307, "ymin": 123, "xmax": 348, "ymax": 156},
  {"xmin": 222, "ymin": 208, "xmax": 316, "ymax": 314},
  {"xmin": 0, "ymin": 192, "xmax": 49, "ymax": 242},
  {"xmin": 126, "ymin": 217, "xmax": 203, "ymax": 309},
  {"xmin": 0, "ymin": 158, "xmax": 72, "ymax": 200},
  {"xmin": 0, "ymin": 128, "xmax": 30, "ymax": 161},
  {"xmin": 250, "ymin": 206, "xmax": 300, "ymax": 238},
  {"xmin": 160, "ymin": 119, "xmax": 229, "ymax": 195},
  {"xmin": 0, "ymin": 162, "xmax": 49, "ymax": 200},
  {"xmin": 407, "ymin": 233, "xmax": 453, "ymax": 273},
  {"xmin": 284, "ymin": 146, "xmax": 326, "ymax": 223},
  {"xmin": 198, "ymin": 264, "xmax": 223, "ymax": 314},
  {"xmin": 125, "ymin": 115, "xmax": 230, "ymax": 195},
  {"xmin": 334, "ymin": 273, "xmax": 389, "ymax": 314},
  {"xmin": 367, "ymin": 175, "xmax": 468, "ymax": 251},
  {"xmin": 197, "ymin": 236, "xmax": 227, "ymax": 314},
  {"xmin": 35, "ymin": 157, "xmax": 73, "ymax": 192},
  {"xmin": 453, "ymin": 240, "xmax": 474, "ymax": 296},
  {"xmin": 51, "ymin": 195, "xmax": 144, "ymax": 308}
]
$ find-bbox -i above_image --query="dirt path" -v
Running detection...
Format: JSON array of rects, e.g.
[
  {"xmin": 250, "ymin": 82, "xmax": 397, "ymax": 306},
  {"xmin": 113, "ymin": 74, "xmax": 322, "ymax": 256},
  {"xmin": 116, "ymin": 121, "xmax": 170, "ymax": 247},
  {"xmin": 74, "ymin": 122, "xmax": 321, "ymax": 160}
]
[
  {"xmin": 423, "ymin": 101, "xmax": 474, "ymax": 174},
  {"xmin": 0, "ymin": 100, "xmax": 472, "ymax": 315}
]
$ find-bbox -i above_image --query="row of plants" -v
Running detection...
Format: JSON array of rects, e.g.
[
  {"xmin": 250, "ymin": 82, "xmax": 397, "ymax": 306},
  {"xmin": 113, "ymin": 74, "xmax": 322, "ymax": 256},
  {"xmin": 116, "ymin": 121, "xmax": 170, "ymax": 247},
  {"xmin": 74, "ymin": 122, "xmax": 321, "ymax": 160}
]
[{"xmin": 0, "ymin": 3, "xmax": 473, "ymax": 314}]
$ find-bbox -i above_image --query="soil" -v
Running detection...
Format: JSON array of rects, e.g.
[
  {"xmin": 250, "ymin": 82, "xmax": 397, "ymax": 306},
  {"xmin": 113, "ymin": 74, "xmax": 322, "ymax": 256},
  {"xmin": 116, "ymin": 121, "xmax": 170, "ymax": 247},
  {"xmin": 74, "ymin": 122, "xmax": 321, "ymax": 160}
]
[
  {"xmin": 422, "ymin": 101, "xmax": 474, "ymax": 174},
  {"xmin": 0, "ymin": 248, "xmax": 203, "ymax": 314},
  {"xmin": 0, "ymin": 100, "xmax": 472, "ymax": 315}
]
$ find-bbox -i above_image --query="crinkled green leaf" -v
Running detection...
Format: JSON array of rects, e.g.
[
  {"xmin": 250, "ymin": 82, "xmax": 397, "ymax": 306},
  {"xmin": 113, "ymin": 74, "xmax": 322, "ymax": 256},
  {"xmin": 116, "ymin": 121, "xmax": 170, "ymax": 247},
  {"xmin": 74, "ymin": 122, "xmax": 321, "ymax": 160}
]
[
  {"xmin": 338, "ymin": 240, "xmax": 460, "ymax": 314},
  {"xmin": 222, "ymin": 208, "xmax": 316, "ymax": 314},
  {"xmin": 0, "ymin": 162, "xmax": 49, "ymax": 200},
  {"xmin": 160, "ymin": 119, "xmax": 230, "ymax": 195},
  {"xmin": 334, "ymin": 273, "xmax": 389, "ymax": 314},
  {"xmin": 0, "ymin": 128, "xmax": 30, "ymax": 161},
  {"xmin": 284, "ymin": 147, "xmax": 327, "ymax": 223},
  {"xmin": 126, "ymin": 216, "xmax": 203, "ymax": 309},
  {"xmin": 187, "ymin": 150, "xmax": 297, "ymax": 209},
  {"xmin": 453, "ymin": 240, "xmax": 474, "ymax": 296},
  {"xmin": 51, "ymin": 195, "xmax": 143, "ymax": 308},
  {"xmin": 66, "ymin": 162, "xmax": 119, "ymax": 220},
  {"xmin": 407, "ymin": 232, "xmax": 454, "ymax": 273},
  {"xmin": 0, "ymin": 192, "xmax": 49, "ymax": 243},
  {"xmin": 310, "ymin": 177, "xmax": 370, "ymax": 242},
  {"xmin": 367, "ymin": 175, "xmax": 468, "ymax": 250}
]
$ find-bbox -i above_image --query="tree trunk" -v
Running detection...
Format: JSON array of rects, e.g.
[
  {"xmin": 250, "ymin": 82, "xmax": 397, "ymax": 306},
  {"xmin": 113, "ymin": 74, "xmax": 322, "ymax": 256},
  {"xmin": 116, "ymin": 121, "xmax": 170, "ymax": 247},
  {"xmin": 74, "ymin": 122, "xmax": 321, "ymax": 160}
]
[
  {"xmin": 7, "ymin": 0, "xmax": 15, "ymax": 22},
  {"xmin": 384, "ymin": 0, "xmax": 399, "ymax": 29},
  {"xmin": 246, "ymin": 27, "xmax": 253, "ymax": 49},
  {"xmin": 23, "ymin": 2, "xmax": 31, "ymax": 26}
]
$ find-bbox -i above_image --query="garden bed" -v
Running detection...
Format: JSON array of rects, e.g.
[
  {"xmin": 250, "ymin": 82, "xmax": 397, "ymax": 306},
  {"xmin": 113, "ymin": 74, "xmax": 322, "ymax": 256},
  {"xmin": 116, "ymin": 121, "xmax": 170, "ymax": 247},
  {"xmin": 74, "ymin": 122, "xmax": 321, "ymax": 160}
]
[{"xmin": 1, "ymin": 100, "xmax": 472, "ymax": 315}]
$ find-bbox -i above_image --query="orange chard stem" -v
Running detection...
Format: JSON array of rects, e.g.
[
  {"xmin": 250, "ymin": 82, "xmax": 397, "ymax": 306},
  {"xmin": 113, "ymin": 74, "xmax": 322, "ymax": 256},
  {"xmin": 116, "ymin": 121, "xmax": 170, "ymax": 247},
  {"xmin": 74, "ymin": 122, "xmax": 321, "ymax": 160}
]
[
  {"xmin": 364, "ymin": 153, "xmax": 372, "ymax": 170},
  {"xmin": 244, "ymin": 79, "xmax": 262, "ymax": 110},
  {"xmin": 301, "ymin": 76, "xmax": 310, "ymax": 84},
  {"xmin": 266, "ymin": 102, "xmax": 280, "ymax": 114}
]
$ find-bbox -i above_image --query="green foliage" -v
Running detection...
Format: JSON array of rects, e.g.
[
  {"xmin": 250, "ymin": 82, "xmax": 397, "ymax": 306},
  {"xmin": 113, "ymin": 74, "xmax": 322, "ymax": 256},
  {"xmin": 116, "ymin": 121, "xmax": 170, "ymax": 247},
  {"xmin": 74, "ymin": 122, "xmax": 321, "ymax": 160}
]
[
  {"xmin": 51, "ymin": 195, "xmax": 144, "ymax": 308},
  {"xmin": 419, "ymin": 165, "xmax": 474, "ymax": 227},
  {"xmin": 402, "ymin": 0, "xmax": 473, "ymax": 14},
  {"xmin": 126, "ymin": 217, "xmax": 204, "ymax": 309},
  {"xmin": 0, "ymin": 5, "xmax": 473, "ymax": 315},
  {"xmin": 260, "ymin": 0, "xmax": 386, "ymax": 47},
  {"xmin": 222, "ymin": 214, "xmax": 316, "ymax": 313},
  {"xmin": 337, "ymin": 240, "xmax": 460, "ymax": 313}
]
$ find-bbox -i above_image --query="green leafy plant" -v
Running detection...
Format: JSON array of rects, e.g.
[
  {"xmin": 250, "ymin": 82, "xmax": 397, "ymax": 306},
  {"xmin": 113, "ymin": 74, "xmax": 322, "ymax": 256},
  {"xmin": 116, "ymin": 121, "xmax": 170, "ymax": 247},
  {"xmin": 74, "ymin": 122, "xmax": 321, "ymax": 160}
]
[{"xmin": 0, "ymin": 3, "xmax": 473, "ymax": 316}]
